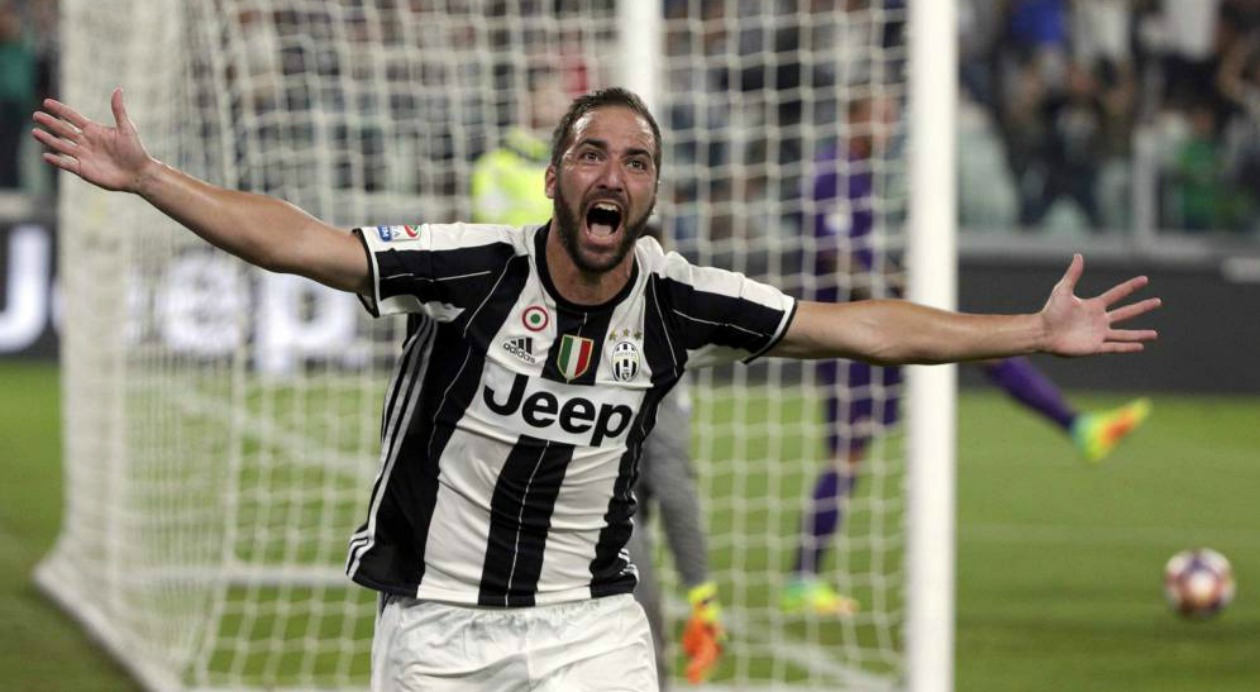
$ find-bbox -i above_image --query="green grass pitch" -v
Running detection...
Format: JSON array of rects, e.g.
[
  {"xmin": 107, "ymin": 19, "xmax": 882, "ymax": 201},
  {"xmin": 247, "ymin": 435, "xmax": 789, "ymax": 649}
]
[{"xmin": 1, "ymin": 360, "xmax": 1257, "ymax": 690}]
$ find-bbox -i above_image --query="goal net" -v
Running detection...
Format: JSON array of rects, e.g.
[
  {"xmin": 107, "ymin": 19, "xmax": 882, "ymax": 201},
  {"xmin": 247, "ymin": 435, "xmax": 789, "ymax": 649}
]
[{"xmin": 40, "ymin": 1, "xmax": 933, "ymax": 690}]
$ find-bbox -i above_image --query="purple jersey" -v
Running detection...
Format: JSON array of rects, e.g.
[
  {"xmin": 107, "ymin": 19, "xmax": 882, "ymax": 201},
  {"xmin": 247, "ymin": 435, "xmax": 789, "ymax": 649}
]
[
  {"xmin": 809, "ymin": 143, "xmax": 875, "ymax": 303},
  {"xmin": 809, "ymin": 143, "xmax": 901, "ymax": 455}
]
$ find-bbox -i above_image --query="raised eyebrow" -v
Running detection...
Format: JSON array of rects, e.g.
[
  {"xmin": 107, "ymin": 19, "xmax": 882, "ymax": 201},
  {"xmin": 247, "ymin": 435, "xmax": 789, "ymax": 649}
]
[
  {"xmin": 624, "ymin": 147, "xmax": 653, "ymax": 162},
  {"xmin": 573, "ymin": 138, "xmax": 609, "ymax": 152}
]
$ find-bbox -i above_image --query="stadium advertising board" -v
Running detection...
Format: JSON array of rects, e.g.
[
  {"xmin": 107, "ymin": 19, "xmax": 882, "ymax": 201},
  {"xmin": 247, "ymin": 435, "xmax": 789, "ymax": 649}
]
[
  {"xmin": 0, "ymin": 220, "xmax": 57, "ymax": 358},
  {"xmin": 1, "ymin": 219, "xmax": 365, "ymax": 369}
]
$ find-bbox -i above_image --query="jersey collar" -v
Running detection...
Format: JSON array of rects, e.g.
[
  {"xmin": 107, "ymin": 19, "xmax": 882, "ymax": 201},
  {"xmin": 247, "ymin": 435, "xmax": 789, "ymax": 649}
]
[{"xmin": 533, "ymin": 222, "xmax": 639, "ymax": 314}]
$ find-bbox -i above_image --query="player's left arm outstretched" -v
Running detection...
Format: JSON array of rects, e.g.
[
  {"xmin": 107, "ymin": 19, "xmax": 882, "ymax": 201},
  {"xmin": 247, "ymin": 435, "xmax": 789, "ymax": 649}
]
[
  {"xmin": 773, "ymin": 254, "xmax": 1160, "ymax": 364},
  {"xmin": 32, "ymin": 88, "xmax": 369, "ymax": 294}
]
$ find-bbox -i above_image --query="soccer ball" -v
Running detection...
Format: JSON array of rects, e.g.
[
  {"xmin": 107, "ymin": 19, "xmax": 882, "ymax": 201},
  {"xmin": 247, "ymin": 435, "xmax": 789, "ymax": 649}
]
[{"xmin": 1163, "ymin": 548, "xmax": 1235, "ymax": 618}]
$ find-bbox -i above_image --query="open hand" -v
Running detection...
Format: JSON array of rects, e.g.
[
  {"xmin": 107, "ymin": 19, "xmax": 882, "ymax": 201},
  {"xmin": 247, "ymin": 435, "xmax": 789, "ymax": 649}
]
[
  {"xmin": 32, "ymin": 87, "xmax": 156, "ymax": 193},
  {"xmin": 1040, "ymin": 254, "xmax": 1161, "ymax": 356}
]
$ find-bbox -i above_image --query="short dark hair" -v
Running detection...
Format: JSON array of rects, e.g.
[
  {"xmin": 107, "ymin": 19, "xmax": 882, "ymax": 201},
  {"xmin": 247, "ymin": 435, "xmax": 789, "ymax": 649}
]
[{"xmin": 549, "ymin": 87, "xmax": 662, "ymax": 176}]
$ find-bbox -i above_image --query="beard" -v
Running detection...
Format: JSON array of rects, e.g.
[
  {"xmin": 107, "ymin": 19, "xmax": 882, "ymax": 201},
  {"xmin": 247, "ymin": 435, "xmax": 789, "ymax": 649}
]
[{"xmin": 553, "ymin": 185, "xmax": 653, "ymax": 275}]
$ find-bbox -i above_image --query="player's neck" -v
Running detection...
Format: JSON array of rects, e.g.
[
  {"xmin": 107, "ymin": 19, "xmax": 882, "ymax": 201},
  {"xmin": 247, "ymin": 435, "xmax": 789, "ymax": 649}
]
[{"xmin": 544, "ymin": 229, "xmax": 635, "ymax": 306}]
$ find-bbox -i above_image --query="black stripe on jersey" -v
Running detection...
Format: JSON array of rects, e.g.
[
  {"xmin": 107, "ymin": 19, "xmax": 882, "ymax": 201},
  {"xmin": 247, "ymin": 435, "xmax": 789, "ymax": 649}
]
[
  {"xmin": 375, "ymin": 240, "xmax": 521, "ymax": 311},
  {"xmin": 588, "ymin": 414, "xmax": 646, "ymax": 596},
  {"xmin": 589, "ymin": 280, "xmax": 686, "ymax": 598},
  {"xmin": 641, "ymin": 276, "xmax": 688, "ymax": 380},
  {"xmin": 347, "ymin": 319, "xmax": 435, "ymax": 584},
  {"xmin": 349, "ymin": 251, "xmax": 534, "ymax": 596},
  {"xmin": 478, "ymin": 435, "xmax": 575, "ymax": 607},
  {"xmin": 376, "ymin": 315, "xmax": 434, "ymax": 441},
  {"xmin": 748, "ymin": 299, "xmax": 797, "ymax": 361},
  {"xmin": 588, "ymin": 386, "xmax": 674, "ymax": 598},
  {"xmin": 655, "ymin": 276, "xmax": 791, "ymax": 358}
]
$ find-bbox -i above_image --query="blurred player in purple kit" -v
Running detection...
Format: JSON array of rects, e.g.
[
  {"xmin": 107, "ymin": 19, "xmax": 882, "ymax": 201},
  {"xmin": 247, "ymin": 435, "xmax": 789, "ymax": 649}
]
[{"xmin": 782, "ymin": 94, "xmax": 1152, "ymax": 615}]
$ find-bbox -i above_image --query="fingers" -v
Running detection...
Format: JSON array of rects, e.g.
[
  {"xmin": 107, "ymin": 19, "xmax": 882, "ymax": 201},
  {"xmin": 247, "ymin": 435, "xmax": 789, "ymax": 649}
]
[
  {"xmin": 1097, "ymin": 275, "xmax": 1150, "ymax": 306},
  {"xmin": 31, "ymin": 126, "xmax": 78, "ymax": 156},
  {"xmin": 110, "ymin": 87, "xmax": 131, "ymax": 132},
  {"xmin": 41, "ymin": 98, "xmax": 92, "ymax": 130},
  {"xmin": 32, "ymin": 110, "xmax": 82, "ymax": 141},
  {"xmin": 41, "ymin": 152, "xmax": 79, "ymax": 175},
  {"xmin": 1057, "ymin": 253, "xmax": 1084, "ymax": 292},
  {"xmin": 1098, "ymin": 342, "xmax": 1146, "ymax": 354},
  {"xmin": 1107, "ymin": 297, "xmax": 1161, "ymax": 324},
  {"xmin": 1107, "ymin": 328, "xmax": 1158, "ymax": 343}
]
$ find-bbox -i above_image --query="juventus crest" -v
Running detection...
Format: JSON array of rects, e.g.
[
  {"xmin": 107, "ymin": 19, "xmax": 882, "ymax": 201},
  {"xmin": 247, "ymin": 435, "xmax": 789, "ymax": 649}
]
[{"xmin": 611, "ymin": 340, "xmax": 640, "ymax": 382}]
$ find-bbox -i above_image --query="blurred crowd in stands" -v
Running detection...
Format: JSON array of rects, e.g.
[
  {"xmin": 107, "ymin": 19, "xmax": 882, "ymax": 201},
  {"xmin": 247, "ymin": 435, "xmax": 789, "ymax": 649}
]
[
  {"xmin": 2, "ymin": 0, "xmax": 1259, "ymax": 238},
  {"xmin": 959, "ymin": 0, "xmax": 1260, "ymax": 235}
]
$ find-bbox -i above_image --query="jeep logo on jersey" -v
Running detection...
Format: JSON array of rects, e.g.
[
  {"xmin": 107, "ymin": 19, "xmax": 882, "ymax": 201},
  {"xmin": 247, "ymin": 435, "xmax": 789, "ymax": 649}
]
[
  {"xmin": 502, "ymin": 336, "xmax": 537, "ymax": 365},
  {"xmin": 556, "ymin": 334, "xmax": 594, "ymax": 381},
  {"xmin": 611, "ymin": 340, "xmax": 640, "ymax": 382},
  {"xmin": 484, "ymin": 372, "xmax": 634, "ymax": 446}
]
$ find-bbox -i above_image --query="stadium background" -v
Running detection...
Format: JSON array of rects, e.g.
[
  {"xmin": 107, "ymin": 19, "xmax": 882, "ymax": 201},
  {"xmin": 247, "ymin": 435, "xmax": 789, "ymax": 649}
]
[{"xmin": 2, "ymin": 0, "xmax": 1258, "ymax": 690}]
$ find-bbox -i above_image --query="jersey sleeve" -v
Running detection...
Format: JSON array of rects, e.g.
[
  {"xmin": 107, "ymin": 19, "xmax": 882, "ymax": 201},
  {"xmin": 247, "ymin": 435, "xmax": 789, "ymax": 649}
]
[
  {"xmin": 353, "ymin": 223, "xmax": 520, "ymax": 319},
  {"xmin": 654, "ymin": 251, "xmax": 797, "ymax": 369}
]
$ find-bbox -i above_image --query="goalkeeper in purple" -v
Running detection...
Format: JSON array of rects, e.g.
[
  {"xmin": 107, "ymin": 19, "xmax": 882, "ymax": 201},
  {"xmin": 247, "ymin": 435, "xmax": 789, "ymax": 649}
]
[
  {"xmin": 34, "ymin": 86, "xmax": 1159, "ymax": 691},
  {"xmin": 783, "ymin": 95, "xmax": 1154, "ymax": 616}
]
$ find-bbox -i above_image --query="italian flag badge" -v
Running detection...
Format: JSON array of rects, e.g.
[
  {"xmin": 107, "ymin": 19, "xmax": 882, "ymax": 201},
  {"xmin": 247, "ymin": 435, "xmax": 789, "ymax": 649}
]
[{"xmin": 556, "ymin": 334, "xmax": 595, "ymax": 381}]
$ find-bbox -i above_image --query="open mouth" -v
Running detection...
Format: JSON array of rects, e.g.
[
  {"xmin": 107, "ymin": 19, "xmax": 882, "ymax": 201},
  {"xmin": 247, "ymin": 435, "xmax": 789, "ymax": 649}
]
[{"xmin": 585, "ymin": 201, "xmax": 623, "ymax": 238}]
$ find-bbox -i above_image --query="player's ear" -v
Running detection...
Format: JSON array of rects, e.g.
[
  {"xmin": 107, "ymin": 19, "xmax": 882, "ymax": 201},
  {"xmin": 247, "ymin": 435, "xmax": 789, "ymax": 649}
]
[{"xmin": 544, "ymin": 165, "xmax": 556, "ymax": 200}]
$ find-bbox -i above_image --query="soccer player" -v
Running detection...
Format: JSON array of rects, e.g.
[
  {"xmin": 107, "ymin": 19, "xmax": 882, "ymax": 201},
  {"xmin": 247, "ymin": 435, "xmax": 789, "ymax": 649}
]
[
  {"xmin": 782, "ymin": 94, "xmax": 1154, "ymax": 616},
  {"xmin": 471, "ymin": 73, "xmax": 724, "ymax": 685},
  {"xmin": 33, "ymin": 86, "xmax": 1159, "ymax": 691}
]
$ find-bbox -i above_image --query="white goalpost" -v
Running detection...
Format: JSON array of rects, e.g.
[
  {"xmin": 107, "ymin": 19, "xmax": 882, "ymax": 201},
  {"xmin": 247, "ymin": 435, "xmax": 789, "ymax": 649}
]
[
  {"xmin": 38, "ymin": 1, "xmax": 955, "ymax": 690},
  {"xmin": 905, "ymin": 0, "xmax": 958, "ymax": 690}
]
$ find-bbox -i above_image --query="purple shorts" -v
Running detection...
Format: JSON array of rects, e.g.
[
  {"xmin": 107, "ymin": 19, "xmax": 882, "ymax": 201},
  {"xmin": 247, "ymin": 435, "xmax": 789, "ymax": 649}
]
[{"xmin": 817, "ymin": 360, "xmax": 903, "ymax": 455}]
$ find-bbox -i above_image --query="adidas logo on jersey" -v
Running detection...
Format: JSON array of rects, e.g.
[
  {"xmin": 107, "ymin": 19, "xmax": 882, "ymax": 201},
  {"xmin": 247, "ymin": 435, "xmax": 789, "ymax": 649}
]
[
  {"xmin": 484, "ymin": 373, "xmax": 634, "ymax": 447},
  {"xmin": 502, "ymin": 336, "xmax": 537, "ymax": 365}
]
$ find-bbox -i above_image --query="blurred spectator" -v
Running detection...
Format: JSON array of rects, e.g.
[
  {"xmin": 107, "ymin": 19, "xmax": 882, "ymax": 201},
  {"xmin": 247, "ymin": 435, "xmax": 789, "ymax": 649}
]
[
  {"xmin": 1019, "ymin": 61, "xmax": 1108, "ymax": 230},
  {"xmin": 0, "ymin": 1, "xmax": 36, "ymax": 190},
  {"xmin": 959, "ymin": 0, "xmax": 1005, "ymax": 110},
  {"xmin": 1141, "ymin": 0, "xmax": 1224, "ymax": 111},
  {"xmin": 1218, "ymin": 38, "xmax": 1260, "ymax": 230},
  {"xmin": 997, "ymin": 56, "xmax": 1049, "ymax": 227},
  {"xmin": 1165, "ymin": 103, "xmax": 1231, "ymax": 231},
  {"xmin": 30, "ymin": 0, "xmax": 55, "ymax": 101},
  {"xmin": 1071, "ymin": 0, "xmax": 1131, "ymax": 70},
  {"xmin": 1005, "ymin": 0, "xmax": 1071, "ymax": 88}
]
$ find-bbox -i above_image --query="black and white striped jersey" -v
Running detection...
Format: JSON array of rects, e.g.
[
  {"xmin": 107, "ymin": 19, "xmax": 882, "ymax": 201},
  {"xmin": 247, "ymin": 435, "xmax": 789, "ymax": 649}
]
[{"xmin": 346, "ymin": 222, "xmax": 796, "ymax": 606}]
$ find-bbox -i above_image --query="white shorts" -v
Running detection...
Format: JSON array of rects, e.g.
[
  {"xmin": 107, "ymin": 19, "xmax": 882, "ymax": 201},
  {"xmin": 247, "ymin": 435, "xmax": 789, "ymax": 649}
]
[{"xmin": 371, "ymin": 593, "xmax": 658, "ymax": 692}]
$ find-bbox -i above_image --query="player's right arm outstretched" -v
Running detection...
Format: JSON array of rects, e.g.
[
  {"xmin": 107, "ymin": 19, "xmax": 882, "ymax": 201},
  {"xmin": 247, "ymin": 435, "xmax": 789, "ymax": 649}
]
[{"xmin": 32, "ymin": 88, "xmax": 369, "ymax": 294}]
